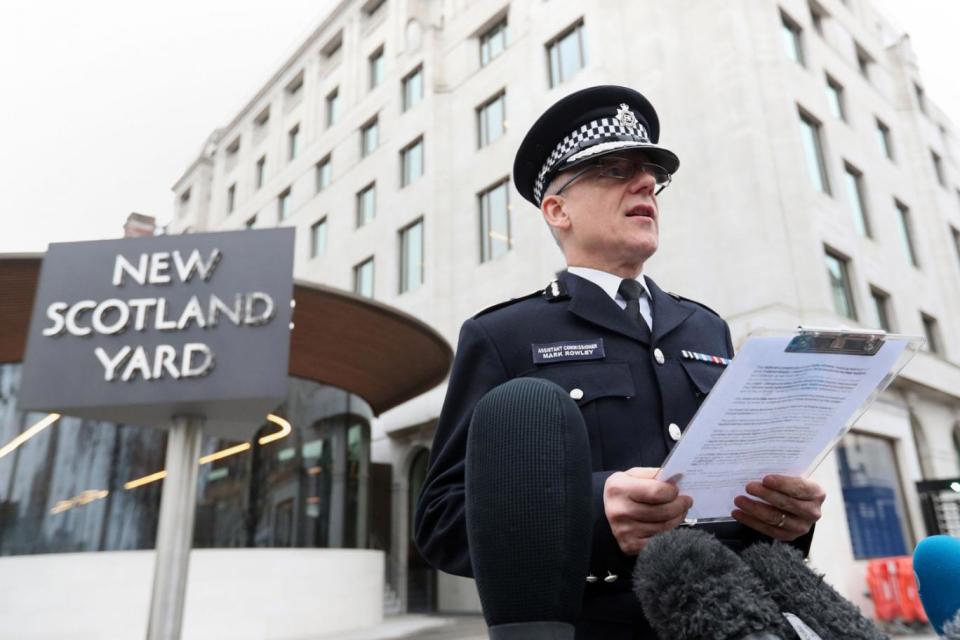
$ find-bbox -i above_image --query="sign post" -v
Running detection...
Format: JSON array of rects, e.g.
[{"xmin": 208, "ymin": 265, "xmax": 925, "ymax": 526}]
[{"xmin": 19, "ymin": 228, "xmax": 296, "ymax": 639}]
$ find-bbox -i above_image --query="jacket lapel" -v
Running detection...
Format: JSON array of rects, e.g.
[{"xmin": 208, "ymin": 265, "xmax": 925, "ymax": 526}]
[
  {"xmin": 645, "ymin": 276, "xmax": 696, "ymax": 343},
  {"xmin": 562, "ymin": 271, "xmax": 651, "ymax": 345}
]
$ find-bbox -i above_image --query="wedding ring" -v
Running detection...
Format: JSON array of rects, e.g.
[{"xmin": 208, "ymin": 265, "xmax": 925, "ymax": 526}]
[{"xmin": 776, "ymin": 512, "xmax": 787, "ymax": 528}]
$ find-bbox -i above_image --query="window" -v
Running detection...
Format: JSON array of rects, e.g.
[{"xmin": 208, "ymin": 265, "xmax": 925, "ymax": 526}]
[
  {"xmin": 876, "ymin": 119, "xmax": 893, "ymax": 161},
  {"xmin": 254, "ymin": 106, "xmax": 270, "ymax": 129},
  {"xmin": 245, "ymin": 215, "xmax": 257, "ymax": 229},
  {"xmin": 225, "ymin": 137, "xmax": 240, "ymax": 172},
  {"xmin": 402, "ymin": 65, "xmax": 423, "ymax": 111},
  {"xmin": 798, "ymin": 109, "xmax": 831, "ymax": 194},
  {"xmin": 321, "ymin": 32, "xmax": 343, "ymax": 60},
  {"xmin": 894, "ymin": 199, "xmax": 919, "ymax": 267},
  {"xmin": 226, "ymin": 183, "xmax": 236, "ymax": 214},
  {"xmin": 932, "ymin": 150, "xmax": 946, "ymax": 187},
  {"xmin": 310, "ymin": 217, "xmax": 327, "ymax": 258},
  {"xmin": 288, "ymin": 124, "xmax": 300, "ymax": 161},
  {"xmin": 285, "ymin": 72, "xmax": 304, "ymax": 99},
  {"xmin": 255, "ymin": 156, "xmax": 266, "ymax": 189},
  {"xmin": 921, "ymin": 313, "xmax": 941, "ymax": 354},
  {"xmin": 836, "ymin": 433, "xmax": 912, "ymax": 558},
  {"xmin": 357, "ymin": 183, "xmax": 376, "ymax": 227},
  {"xmin": 855, "ymin": 43, "xmax": 872, "ymax": 79},
  {"xmin": 480, "ymin": 18, "xmax": 507, "ymax": 66},
  {"xmin": 479, "ymin": 179, "xmax": 511, "ymax": 262},
  {"xmin": 477, "ymin": 91, "xmax": 506, "ymax": 147},
  {"xmin": 400, "ymin": 137, "xmax": 424, "ymax": 187},
  {"xmin": 179, "ymin": 188, "xmax": 191, "ymax": 214},
  {"xmin": 546, "ymin": 20, "xmax": 587, "ymax": 88},
  {"xmin": 843, "ymin": 163, "xmax": 871, "ymax": 237},
  {"xmin": 354, "ymin": 257, "xmax": 375, "ymax": 298},
  {"xmin": 363, "ymin": 0, "xmax": 386, "ymax": 18},
  {"xmin": 325, "ymin": 88, "xmax": 340, "ymax": 128},
  {"xmin": 825, "ymin": 75, "xmax": 845, "ymax": 121},
  {"xmin": 369, "ymin": 47, "xmax": 385, "ymax": 90},
  {"xmin": 869, "ymin": 287, "xmax": 892, "ymax": 332},
  {"xmin": 914, "ymin": 83, "xmax": 927, "ymax": 115},
  {"xmin": 399, "ymin": 218, "xmax": 424, "ymax": 293},
  {"xmin": 278, "ymin": 187, "xmax": 292, "ymax": 221},
  {"xmin": 809, "ymin": 0, "xmax": 827, "ymax": 35},
  {"xmin": 824, "ymin": 248, "xmax": 856, "ymax": 320},
  {"xmin": 951, "ymin": 226, "xmax": 960, "ymax": 271},
  {"xmin": 361, "ymin": 117, "xmax": 379, "ymax": 157},
  {"xmin": 315, "ymin": 156, "xmax": 332, "ymax": 192},
  {"xmin": 780, "ymin": 11, "xmax": 804, "ymax": 66}
]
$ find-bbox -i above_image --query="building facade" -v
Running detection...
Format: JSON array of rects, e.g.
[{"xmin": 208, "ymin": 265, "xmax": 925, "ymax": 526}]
[{"xmin": 167, "ymin": 0, "xmax": 960, "ymax": 618}]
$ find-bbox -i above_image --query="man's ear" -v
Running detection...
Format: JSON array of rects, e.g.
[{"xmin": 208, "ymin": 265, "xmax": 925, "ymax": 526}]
[{"xmin": 541, "ymin": 194, "xmax": 571, "ymax": 234}]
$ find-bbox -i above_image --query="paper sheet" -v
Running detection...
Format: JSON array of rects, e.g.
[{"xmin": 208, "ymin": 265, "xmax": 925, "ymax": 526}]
[{"xmin": 659, "ymin": 334, "xmax": 908, "ymax": 521}]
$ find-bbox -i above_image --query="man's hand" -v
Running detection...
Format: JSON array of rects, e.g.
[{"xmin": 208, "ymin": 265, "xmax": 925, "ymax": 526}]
[
  {"xmin": 731, "ymin": 474, "xmax": 825, "ymax": 541},
  {"xmin": 604, "ymin": 467, "xmax": 693, "ymax": 555}
]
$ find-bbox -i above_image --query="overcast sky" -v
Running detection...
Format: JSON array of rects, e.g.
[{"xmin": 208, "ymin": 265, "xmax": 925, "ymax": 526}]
[{"xmin": 1, "ymin": 0, "xmax": 958, "ymax": 254}]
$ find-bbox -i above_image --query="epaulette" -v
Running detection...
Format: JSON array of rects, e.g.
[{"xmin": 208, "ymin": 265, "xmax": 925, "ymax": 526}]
[
  {"xmin": 668, "ymin": 291, "xmax": 722, "ymax": 318},
  {"xmin": 474, "ymin": 289, "xmax": 542, "ymax": 318},
  {"xmin": 542, "ymin": 277, "xmax": 570, "ymax": 302}
]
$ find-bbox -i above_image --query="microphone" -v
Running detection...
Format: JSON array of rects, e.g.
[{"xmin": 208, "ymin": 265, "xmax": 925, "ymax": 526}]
[
  {"xmin": 914, "ymin": 534, "xmax": 960, "ymax": 636},
  {"xmin": 465, "ymin": 377, "xmax": 593, "ymax": 640},
  {"xmin": 633, "ymin": 528, "xmax": 793, "ymax": 640},
  {"xmin": 740, "ymin": 542, "xmax": 888, "ymax": 640}
]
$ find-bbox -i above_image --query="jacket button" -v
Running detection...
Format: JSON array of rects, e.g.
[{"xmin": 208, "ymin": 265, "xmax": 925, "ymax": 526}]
[
  {"xmin": 654, "ymin": 348, "xmax": 665, "ymax": 365},
  {"xmin": 586, "ymin": 574, "xmax": 598, "ymax": 583},
  {"xmin": 668, "ymin": 423, "xmax": 682, "ymax": 441},
  {"xmin": 569, "ymin": 388, "xmax": 584, "ymax": 400},
  {"xmin": 604, "ymin": 572, "xmax": 618, "ymax": 583}
]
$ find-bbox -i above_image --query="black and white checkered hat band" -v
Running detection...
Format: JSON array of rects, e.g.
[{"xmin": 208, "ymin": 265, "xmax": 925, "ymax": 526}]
[{"xmin": 533, "ymin": 117, "xmax": 651, "ymax": 204}]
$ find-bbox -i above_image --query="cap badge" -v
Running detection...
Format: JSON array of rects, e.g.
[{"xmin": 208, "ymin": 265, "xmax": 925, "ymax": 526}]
[{"xmin": 616, "ymin": 103, "xmax": 639, "ymax": 129}]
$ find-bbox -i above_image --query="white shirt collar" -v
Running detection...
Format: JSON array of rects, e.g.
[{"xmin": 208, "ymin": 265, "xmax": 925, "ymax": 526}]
[{"xmin": 567, "ymin": 266, "xmax": 650, "ymax": 302}]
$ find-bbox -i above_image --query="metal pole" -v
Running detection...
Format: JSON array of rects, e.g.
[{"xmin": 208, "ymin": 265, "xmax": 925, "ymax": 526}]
[{"xmin": 146, "ymin": 414, "xmax": 204, "ymax": 640}]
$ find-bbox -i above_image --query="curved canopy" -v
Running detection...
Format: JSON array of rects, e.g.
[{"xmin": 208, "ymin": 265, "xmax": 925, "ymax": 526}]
[{"xmin": 0, "ymin": 256, "xmax": 451, "ymax": 416}]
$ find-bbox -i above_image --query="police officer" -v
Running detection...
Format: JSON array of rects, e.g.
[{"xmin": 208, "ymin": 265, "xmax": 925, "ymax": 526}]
[{"xmin": 414, "ymin": 85, "xmax": 825, "ymax": 638}]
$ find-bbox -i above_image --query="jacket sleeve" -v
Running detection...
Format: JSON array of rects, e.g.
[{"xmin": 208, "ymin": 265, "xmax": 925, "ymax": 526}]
[{"xmin": 413, "ymin": 317, "xmax": 510, "ymax": 577}]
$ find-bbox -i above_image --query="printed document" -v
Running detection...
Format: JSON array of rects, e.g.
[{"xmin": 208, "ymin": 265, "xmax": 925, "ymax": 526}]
[{"xmin": 659, "ymin": 334, "xmax": 908, "ymax": 521}]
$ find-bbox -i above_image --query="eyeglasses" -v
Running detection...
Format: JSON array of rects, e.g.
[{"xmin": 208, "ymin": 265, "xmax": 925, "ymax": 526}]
[{"xmin": 552, "ymin": 156, "xmax": 673, "ymax": 197}]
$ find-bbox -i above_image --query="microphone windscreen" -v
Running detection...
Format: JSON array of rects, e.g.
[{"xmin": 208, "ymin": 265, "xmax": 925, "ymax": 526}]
[
  {"xmin": 633, "ymin": 528, "xmax": 792, "ymax": 640},
  {"xmin": 465, "ymin": 377, "xmax": 592, "ymax": 636},
  {"xmin": 914, "ymin": 534, "xmax": 960, "ymax": 635},
  {"xmin": 944, "ymin": 609, "xmax": 960, "ymax": 640},
  {"xmin": 740, "ymin": 542, "xmax": 888, "ymax": 640}
]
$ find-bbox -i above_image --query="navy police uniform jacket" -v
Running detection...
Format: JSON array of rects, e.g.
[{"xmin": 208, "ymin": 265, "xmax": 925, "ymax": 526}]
[{"xmin": 414, "ymin": 270, "xmax": 811, "ymax": 633}]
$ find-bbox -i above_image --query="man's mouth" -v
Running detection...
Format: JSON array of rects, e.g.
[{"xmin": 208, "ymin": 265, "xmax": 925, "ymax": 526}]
[{"xmin": 625, "ymin": 204, "xmax": 655, "ymax": 219}]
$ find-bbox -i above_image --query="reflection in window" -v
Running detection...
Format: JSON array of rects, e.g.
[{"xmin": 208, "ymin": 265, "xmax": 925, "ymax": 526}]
[
  {"xmin": 479, "ymin": 179, "xmax": 510, "ymax": 262},
  {"xmin": 0, "ymin": 365, "xmax": 373, "ymax": 556},
  {"xmin": 824, "ymin": 248, "xmax": 856, "ymax": 320}
]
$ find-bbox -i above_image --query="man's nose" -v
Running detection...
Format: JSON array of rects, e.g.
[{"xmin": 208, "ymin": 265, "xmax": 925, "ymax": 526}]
[{"xmin": 627, "ymin": 167, "xmax": 656, "ymax": 194}]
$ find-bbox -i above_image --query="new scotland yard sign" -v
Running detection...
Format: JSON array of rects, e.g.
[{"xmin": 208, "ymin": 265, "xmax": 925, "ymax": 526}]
[{"xmin": 19, "ymin": 228, "xmax": 295, "ymax": 439}]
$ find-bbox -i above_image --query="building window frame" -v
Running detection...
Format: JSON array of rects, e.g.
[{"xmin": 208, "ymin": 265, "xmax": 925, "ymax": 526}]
[
  {"xmin": 842, "ymin": 162, "xmax": 871, "ymax": 238},
  {"xmin": 315, "ymin": 155, "xmax": 332, "ymax": 193},
  {"xmin": 368, "ymin": 46, "xmax": 385, "ymax": 90},
  {"xmin": 825, "ymin": 74, "xmax": 846, "ymax": 122},
  {"xmin": 356, "ymin": 182, "xmax": 376, "ymax": 228},
  {"xmin": 876, "ymin": 118, "xmax": 894, "ymax": 161},
  {"xmin": 401, "ymin": 65, "xmax": 424, "ymax": 112},
  {"xmin": 400, "ymin": 136, "xmax": 424, "ymax": 188},
  {"xmin": 780, "ymin": 10, "xmax": 805, "ymax": 66},
  {"xmin": 310, "ymin": 217, "xmax": 327, "ymax": 258},
  {"xmin": 480, "ymin": 18, "xmax": 508, "ymax": 67},
  {"xmin": 798, "ymin": 107, "xmax": 831, "ymax": 195},
  {"xmin": 226, "ymin": 183, "xmax": 236, "ymax": 214},
  {"xmin": 255, "ymin": 155, "xmax": 266, "ymax": 189},
  {"xmin": 824, "ymin": 247, "xmax": 857, "ymax": 321},
  {"xmin": 287, "ymin": 124, "xmax": 300, "ymax": 162},
  {"xmin": 545, "ymin": 19, "xmax": 587, "ymax": 88},
  {"xmin": 869, "ymin": 286, "xmax": 893, "ymax": 332},
  {"xmin": 894, "ymin": 199, "xmax": 919, "ymax": 268},
  {"xmin": 399, "ymin": 217, "xmax": 424, "ymax": 294},
  {"xmin": 325, "ymin": 88, "xmax": 341, "ymax": 128},
  {"xmin": 479, "ymin": 178, "xmax": 511, "ymax": 263},
  {"xmin": 353, "ymin": 257, "xmax": 375, "ymax": 298},
  {"xmin": 931, "ymin": 150, "xmax": 947, "ymax": 187},
  {"xmin": 278, "ymin": 187, "xmax": 292, "ymax": 221},
  {"xmin": 360, "ymin": 117, "xmax": 380, "ymax": 158},
  {"xmin": 921, "ymin": 312, "xmax": 941, "ymax": 354},
  {"xmin": 477, "ymin": 90, "xmax": 507, "ymax": 148}
]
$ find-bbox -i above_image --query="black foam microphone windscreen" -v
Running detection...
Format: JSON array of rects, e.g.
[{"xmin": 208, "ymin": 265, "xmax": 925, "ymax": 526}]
[
  {"xmin": 740, "ymin": 542, "xmax": 888, "ymax": 640},
  {"xmin": 633, "ymin": 528, "xmax": 792, "ymax": 640},
  {"xmin": 465, "ymin": 377, "xmax": 593, "ymax": 640}
]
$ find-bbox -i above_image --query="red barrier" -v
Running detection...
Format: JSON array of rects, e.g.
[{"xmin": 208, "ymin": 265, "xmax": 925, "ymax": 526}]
[{"xmin": 865, "ymin": 556, "xmax": 927, "ymax": 624}]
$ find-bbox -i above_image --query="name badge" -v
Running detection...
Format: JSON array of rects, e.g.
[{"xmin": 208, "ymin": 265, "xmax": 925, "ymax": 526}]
[{"xmin": 532, "ymin": 339, "xmax": 605, "ymax": 364}]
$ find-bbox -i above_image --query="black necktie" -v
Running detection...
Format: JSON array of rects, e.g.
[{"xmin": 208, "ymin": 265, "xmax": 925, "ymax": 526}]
[{"xmin": 618, "ymin": 279, "xmax": 647, "ymax": 329}]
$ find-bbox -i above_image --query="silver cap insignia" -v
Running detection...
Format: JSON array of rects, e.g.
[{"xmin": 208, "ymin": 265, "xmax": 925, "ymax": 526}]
[{"xmin": 616, "ymin": 103, "xmax": 639, "ymax": 129}]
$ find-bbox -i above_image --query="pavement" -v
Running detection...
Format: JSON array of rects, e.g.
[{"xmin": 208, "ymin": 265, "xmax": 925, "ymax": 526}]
[{"xmin": 314, "ymin": 614, "xmax": 940, "ymax": 640}]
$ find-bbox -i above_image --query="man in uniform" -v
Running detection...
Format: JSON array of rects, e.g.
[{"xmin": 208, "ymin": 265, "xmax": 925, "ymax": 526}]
[{"xmin": 414, "ymin": 85, "xmax": 826, "ymax": 638}]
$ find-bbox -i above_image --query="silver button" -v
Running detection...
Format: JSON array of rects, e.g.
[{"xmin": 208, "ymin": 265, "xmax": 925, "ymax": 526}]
[
  {"xmin": 668, "ymin": 423, "xmax": 682, "ymax": 441},
  {"xmin": 585, "ymin": 574, "xmax": 598, "ymax": 583},
  {"xmin": 654, "ymin": 348, "xmax": 665, "ymax": 365},
  {"xmin": 569, "ymin": 388, "xmax": 584, "ymax": 400},
  {"xmin": 604, "ymin": 572, "xmax": 618, "ymax": 583}
]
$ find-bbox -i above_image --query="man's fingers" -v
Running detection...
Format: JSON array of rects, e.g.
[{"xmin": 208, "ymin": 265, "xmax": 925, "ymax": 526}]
[
  {"xmin": 760, "ymin": 475, "xmax": 826, "ymax": 502},
  {"xmin": 622, "ymin": 496, "xmax": 692, "ymax": 523},
  {"xmin": 745, "ymin": 481, "xmax": 823, "ymax": 521},
  {"xmin": 624, "ymin": 467, "xmax": 659, "ymax": 480},
  {"xmin": 733, "ymin": 496, "xmax": 807, "ymax": 535}
]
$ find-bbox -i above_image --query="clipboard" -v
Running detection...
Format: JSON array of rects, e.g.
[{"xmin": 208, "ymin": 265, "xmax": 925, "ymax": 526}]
[{"xmin": 656, "ymin": 326, "xmax": 925, "ymax": 523}]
